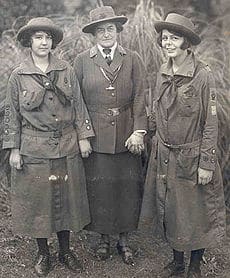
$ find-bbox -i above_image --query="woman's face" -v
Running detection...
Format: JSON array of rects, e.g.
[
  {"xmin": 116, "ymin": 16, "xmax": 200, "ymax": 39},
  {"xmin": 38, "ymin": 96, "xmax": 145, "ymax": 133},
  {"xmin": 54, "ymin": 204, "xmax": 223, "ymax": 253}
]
[
  {"xmin": 94, "ymin": 22, "xmax": 117, "ymax": 48},
  {"xmin": 161, "ymin": 29, "xmax": 185, "ymax": 58},
  {"xmin": 31, "ymin": 31, "xmax": 52, "ymax": 58}
]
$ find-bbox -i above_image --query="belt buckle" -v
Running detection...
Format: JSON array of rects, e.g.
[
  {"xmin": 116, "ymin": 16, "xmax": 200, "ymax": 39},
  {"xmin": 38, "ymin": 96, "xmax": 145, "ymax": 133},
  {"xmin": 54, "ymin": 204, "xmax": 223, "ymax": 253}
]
[
  {"xmin": 108, "ymin": 108, "xmax": 120, "ymax": 116},
  {"xmin": 53, "ymin": 130, "xmax": 62, "ymax": 138}
]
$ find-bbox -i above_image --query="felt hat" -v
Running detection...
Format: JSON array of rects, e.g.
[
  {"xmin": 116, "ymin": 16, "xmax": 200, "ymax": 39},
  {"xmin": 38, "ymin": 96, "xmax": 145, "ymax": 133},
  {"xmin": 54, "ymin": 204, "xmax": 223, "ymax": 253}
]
[
  {"xmin": 82, "ymin": 6, "xmax": 127, "ymax": 34},
  {"xmin": 17, "ymin": 17, "xmax": 63, "ymax": 47},
  {"xmin": 154, "ymin": 13, "xmax": 201, "ymax": 45}
]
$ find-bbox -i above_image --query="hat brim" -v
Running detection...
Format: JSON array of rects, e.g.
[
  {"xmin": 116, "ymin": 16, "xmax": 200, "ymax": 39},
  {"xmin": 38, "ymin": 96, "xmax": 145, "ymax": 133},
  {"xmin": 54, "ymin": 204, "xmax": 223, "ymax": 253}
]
[
  {"xmin": 82, "ymin": 16, "xmax": 128, "ymax": 34},
  {"xmin": 154, "ymin": 21, "xmax": 201, "ymax": 45},
  {"xmin": 17, "ymin": 25, "xmax": 63, "ymax": 47}
]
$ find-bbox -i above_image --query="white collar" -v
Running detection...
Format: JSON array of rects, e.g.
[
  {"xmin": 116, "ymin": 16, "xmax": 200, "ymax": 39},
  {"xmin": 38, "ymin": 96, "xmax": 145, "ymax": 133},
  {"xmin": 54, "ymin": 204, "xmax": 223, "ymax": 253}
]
[{"xmin": 97, "ymin": 42, "xmax": 118, "ymax": 60}]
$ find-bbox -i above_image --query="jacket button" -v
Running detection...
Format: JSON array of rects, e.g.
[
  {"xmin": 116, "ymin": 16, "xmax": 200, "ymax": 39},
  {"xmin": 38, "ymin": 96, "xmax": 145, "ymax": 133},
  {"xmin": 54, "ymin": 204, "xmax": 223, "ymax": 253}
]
[
  {"xmin": 86, "ymin": 125, "xmax": 91, "ymax": 130},
  {"xmin": 164, "ymin": 159, "xmax": 168, "ymax": 164},
  {"xmin": 85, "ymin": 119, "xmax": 89, "ymax": 124},
  {"xmin": 111, "ymin": 92, "xmax": 115, "ymax": 97},
  {"xmin": 111, "ymin": 121, "xmax": 115, "ymax": 125}
]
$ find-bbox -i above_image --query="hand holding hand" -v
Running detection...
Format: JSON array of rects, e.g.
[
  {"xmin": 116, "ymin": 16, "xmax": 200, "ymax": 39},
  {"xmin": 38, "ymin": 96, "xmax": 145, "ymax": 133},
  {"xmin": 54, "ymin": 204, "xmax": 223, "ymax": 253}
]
[
  {"xmin": 10, "ymin": 148, "xmax": 23, "ymax": 170},
  {"xmin": 198, "ymin": 167, "xmax": 213, "ymax": 185},
  {"xmin": 79, "ymin": 139, "xmax": 92, "ymax": 158},
  {"xmin": 125, "ymin": 132, "xmax": 145, "ymax": 155}
]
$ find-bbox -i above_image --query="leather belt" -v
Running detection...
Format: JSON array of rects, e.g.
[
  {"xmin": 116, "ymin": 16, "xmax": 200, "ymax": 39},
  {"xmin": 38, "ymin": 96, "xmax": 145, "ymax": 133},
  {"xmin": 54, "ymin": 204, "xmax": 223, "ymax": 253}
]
[
  {"xmin": 22, "ymin": 125, "xmax": 75, "ymax": 138},
  {"xmin": 88, "ymin": 102, "xmax": 131, "ymax": 116},
  {"xmin": 156, "ymin": 132, "xmax": 201, "ymax": 150}
]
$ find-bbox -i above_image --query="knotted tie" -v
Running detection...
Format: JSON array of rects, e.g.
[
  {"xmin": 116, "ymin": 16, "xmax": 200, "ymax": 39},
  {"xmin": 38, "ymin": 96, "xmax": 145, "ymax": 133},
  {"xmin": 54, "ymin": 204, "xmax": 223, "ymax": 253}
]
[
  {"xmin": 103, "ymin": 48, "xmax": 112, "ymax": 65},
  {"xmin": 160, "ymin": 75, "xmax": 186, "ymax": 109}
]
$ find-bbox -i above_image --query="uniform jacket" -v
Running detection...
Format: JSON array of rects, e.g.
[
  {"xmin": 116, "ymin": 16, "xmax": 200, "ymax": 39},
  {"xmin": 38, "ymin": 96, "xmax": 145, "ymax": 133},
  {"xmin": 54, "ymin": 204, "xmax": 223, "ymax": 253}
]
[
  {"xmin": 3, "ymin": 53, "xmax": 94, "ymax": 158},
  {"xmin": 74, "ymin": 44, "xmax": 147, "ymax": 154},
  {"xmin": 141, "ymin": 51, "xmax": 226, "ymax": 250}
]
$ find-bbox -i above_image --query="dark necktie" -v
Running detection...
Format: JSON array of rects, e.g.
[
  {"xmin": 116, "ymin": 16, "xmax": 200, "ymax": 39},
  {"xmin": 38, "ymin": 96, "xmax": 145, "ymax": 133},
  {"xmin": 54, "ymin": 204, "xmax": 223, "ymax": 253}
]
[{"xmin": 103, "ymin": 48, "xmax": 112, "ymax": 65}]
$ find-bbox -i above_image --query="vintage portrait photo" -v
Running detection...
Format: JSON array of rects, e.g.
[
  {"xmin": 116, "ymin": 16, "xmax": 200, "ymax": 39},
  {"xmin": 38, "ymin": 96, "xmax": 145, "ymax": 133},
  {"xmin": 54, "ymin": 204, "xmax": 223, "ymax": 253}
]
[{"xmin": 0, "ymin": 0, "xmax": 229, "ymax": 277}]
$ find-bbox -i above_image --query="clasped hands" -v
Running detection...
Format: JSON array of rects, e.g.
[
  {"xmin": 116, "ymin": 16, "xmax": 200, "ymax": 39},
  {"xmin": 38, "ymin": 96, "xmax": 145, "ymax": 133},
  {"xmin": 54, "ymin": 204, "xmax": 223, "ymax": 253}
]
[
  {"xmin": 79, "ymin": 138, "xmax": 92, "ymax": 158},
  {"xmin": 125, "ymin": 131, "xmax": 145, "ymax": 155}
]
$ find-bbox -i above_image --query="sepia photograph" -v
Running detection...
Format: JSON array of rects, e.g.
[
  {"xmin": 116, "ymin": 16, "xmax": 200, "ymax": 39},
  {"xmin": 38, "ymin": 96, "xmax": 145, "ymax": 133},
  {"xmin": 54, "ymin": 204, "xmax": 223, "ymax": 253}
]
[{"xmin": 0, "ymin": 0, "xmax": 229, "ymax": 277}]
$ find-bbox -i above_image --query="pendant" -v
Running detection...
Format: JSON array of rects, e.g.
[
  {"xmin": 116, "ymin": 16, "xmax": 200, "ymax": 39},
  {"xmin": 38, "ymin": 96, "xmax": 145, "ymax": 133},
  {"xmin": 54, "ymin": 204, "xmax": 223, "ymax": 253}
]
[{"xmin": 106, "ymin": 84, "xmax": 115, "ymax": 90}]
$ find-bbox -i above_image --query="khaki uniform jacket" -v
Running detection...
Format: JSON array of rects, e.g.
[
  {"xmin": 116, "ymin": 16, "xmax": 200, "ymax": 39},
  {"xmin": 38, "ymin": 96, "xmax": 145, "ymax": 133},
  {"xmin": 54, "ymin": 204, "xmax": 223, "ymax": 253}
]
[
  {"xmin": 3, "ymin": 53, "xmax": 94, "ymax": 157},
  {"xmin": 74, "ymin": 45, "xmax": 147, "ymax": 154}
]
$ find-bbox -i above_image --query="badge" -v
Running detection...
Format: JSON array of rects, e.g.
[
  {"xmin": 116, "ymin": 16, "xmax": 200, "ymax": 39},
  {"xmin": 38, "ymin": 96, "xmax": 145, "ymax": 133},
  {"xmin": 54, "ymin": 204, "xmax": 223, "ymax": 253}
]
[{"xmin": 211, "ymin": 105, "xmax": 216, "ymax": 116}]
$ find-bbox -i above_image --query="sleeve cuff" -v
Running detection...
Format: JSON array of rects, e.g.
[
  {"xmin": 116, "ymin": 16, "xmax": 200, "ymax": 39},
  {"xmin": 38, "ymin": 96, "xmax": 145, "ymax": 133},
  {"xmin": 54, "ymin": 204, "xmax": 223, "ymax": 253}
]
[{"xmin": 199, "ymin": 153, "xmax": 216, "ymax": 171}]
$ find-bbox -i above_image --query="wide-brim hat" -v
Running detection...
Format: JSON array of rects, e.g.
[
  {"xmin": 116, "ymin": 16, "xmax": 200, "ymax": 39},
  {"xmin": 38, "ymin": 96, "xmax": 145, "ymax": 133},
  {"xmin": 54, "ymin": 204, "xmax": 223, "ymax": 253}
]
[
  {"xmin": 154, "ymin": 13, "xmax": 201, "ymax": 45},
  {"xmin": 82, "ymin": 6, "xmax": 128, "ymax": 34},
  {"xmin": 17, "ymin": 17, "xmax": 63, "ymax": 47}
]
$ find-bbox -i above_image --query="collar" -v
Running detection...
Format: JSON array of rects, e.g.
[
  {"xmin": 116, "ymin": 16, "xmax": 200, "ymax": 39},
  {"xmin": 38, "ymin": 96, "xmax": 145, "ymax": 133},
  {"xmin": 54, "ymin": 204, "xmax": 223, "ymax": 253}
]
[
  {"xmin": 18, "ymin": 52, "xmax": 67, "ymax": 75},
  {"xmin": 160, "ymin": 50, "xmax": 196, "ymax": 78},
  {"xmin": 97, "ymin": 42, "xmax": 117, "ymax": 60},
  {"xmin": 89, "ymin": 43, "xmax": 126, "ymax": 58}
]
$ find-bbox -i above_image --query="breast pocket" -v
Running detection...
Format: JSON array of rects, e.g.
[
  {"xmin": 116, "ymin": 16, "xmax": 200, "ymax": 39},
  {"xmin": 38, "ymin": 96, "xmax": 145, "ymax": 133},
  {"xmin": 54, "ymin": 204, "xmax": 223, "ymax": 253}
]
[
  {"xmin": 177, "ymin": 85, "xmax": 199, "ymax": 117},
  {"xmin": 20, "ymin": 89, "xmax": 45, "ymax": 111}
]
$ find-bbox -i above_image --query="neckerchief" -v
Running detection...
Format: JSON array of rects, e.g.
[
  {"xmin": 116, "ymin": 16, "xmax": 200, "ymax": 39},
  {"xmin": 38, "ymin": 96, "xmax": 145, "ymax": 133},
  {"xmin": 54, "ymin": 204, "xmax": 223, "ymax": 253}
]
[{"xmin": 31, "ymin": 71, "xmax": 71, "ymax": 106}]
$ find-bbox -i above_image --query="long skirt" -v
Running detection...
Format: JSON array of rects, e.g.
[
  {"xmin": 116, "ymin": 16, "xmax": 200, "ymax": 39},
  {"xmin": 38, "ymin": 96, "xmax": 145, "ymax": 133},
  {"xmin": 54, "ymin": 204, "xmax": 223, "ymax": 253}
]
[
  {"xmin": 84, "ymin": 151, "xmax": 144, "ymax": 234},
  {"xmin": 11, "ymin": 153, "xmax": 90, "ymax": 238}
]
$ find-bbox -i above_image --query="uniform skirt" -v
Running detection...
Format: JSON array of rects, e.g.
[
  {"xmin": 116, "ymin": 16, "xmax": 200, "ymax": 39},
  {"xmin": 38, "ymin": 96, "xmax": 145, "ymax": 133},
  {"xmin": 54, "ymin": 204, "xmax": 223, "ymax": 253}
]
[
  {"xmin": 84, "ymin": 151, "xmax": 144, "ymax": 234},
  {"xmin": 11, "ymin": 153, "xmax": 90, "ymax": 238}
]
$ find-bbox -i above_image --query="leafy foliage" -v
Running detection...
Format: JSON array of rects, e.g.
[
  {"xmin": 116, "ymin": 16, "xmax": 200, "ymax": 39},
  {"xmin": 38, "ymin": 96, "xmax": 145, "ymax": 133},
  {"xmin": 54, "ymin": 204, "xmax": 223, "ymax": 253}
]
[{"xmin": 0, "ymin": 0, "xmax": 65, "ymax": 37}]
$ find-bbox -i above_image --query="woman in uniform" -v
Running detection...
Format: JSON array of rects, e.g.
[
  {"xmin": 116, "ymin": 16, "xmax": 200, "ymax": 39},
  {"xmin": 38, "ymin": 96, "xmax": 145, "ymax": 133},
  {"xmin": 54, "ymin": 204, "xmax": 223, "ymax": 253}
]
[
  {"xmin": 3, "ymin": 17, "xmax": 94, "ymax": 276},
  {"xmin": 145, "ymin": 13, "xmax": 226, "ymax": 278},
  {"xmin": 74, "ymin": 6, "xmax": 147, "ymax": 265}
]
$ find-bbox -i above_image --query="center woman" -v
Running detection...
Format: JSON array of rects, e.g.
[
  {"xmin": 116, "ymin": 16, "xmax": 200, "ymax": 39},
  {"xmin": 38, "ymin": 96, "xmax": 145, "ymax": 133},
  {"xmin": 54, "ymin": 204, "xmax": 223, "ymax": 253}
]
[{"xmin": 74, "ymin": 6, "xmax": 147, "ymax": 265}]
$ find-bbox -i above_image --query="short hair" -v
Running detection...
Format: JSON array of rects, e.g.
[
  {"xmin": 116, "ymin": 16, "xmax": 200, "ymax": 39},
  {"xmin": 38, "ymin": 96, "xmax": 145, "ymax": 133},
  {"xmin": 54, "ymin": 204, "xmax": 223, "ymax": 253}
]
[
  {"xmin": 157, "ymin": 30, "xmax": 191, "ymax": 50},
  {"xmin": 19, "ymin": 30, "xmax": 58, "ymax": 49},
  {"xmin": 92, "ymin": 21, "xmax": 123, "ymax": 36}
]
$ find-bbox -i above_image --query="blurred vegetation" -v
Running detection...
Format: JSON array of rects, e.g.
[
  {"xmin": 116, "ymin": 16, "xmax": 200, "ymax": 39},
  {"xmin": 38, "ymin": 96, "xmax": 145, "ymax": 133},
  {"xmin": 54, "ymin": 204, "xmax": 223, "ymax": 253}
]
[{"xmin": 0, "ymin": 0, "xmax": 229, "ymax": 213}]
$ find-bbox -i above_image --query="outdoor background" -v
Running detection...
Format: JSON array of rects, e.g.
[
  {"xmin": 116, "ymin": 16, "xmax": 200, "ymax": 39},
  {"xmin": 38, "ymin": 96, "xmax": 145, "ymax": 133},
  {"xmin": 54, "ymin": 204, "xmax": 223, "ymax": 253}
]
[{"xmin": 0, "ymin": 0, "xmax": 229, "ymax": 277}]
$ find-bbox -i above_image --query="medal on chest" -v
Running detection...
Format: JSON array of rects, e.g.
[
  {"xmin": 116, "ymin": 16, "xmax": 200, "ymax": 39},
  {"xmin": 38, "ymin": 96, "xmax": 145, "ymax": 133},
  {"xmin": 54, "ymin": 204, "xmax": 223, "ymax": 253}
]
[{"xmin": 99, "ymin": 65, "xmax": 121, "ymax": 91}]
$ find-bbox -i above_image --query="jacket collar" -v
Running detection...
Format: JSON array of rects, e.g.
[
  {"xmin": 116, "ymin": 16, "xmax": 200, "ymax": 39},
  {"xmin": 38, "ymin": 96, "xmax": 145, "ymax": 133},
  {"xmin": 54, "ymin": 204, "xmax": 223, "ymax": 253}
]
[
  {"xmin": 89, "ymin": 44, "xmax": 126, "ymax": 74},
  {"xmin": 89, "ymin": 44, "xmax": 127, "ymax": 58},
  {"xmin": 160, "ymin": 50, "xmax": 196, "ymax": 78},
  {"xmin": 18, "ymin": 52, "xmax": 67, "ymax": 75}
]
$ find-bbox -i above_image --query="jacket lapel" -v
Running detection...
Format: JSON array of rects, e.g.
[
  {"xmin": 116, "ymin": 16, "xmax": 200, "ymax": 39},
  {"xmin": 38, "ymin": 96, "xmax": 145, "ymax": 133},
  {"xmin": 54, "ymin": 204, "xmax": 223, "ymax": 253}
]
[
  {"xmin": 90, "ymin": 46, "xmax": 113, "ymax": 73},
  {"xmin": 90, "ymin": 44, "xmax": 126, "ymax": 75},
  {"xmin": 109, "ymin": 48, "xmax": 123, "ymax": 73}
]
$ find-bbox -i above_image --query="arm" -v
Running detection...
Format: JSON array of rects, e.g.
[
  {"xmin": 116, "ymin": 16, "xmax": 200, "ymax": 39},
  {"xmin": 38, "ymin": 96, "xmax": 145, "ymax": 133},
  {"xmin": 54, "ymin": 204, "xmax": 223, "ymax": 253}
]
[
  {"xmin": 69, "ymin": 66, "xmax": 94, "ymax": 157},
  {"xmin": 125, "ymin": 52, "xmax": 148, "ymax": 154},
  {"xmin": 3, "ymin": 73, "xmax": 23, "ymax": 169},
  {"xmin": 198, "ymin": 68, "xmax": 218, "ymax": 184}
]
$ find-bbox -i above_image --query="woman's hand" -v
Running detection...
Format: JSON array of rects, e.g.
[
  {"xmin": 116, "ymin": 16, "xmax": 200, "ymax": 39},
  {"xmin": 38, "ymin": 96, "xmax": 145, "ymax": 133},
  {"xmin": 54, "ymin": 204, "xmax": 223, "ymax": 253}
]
[
  {"xmin": 198, "ymin": 167, "xmax": 213, "ymax": 185},
  {"xmin": 10, "ymin": 148, "xmax": 23, "ymax": 170},
  {"xmin": 125, "ymin": 132, "xmax": 145, "ymax": 155},
  {"xmin": 79, "ymin": 139, "xmax": 92, "ymax": 158}
]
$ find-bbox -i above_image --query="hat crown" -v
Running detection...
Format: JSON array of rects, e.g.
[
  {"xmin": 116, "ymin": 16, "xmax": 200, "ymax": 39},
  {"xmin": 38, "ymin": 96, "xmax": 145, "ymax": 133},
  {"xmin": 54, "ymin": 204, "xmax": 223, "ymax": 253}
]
[
  {"xmin": 89, "ymin": 6, "xmax": 116, "ymax": 22},
  {"xmin": 26, "ymin": 17, "xmax": 56, "ymax": 29},
  {"xmin": 165, "ymin": 13, "xmax": 195, "ymax": 32}
]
